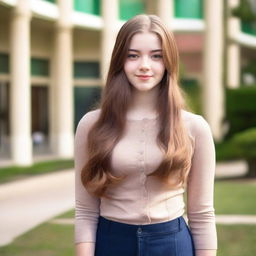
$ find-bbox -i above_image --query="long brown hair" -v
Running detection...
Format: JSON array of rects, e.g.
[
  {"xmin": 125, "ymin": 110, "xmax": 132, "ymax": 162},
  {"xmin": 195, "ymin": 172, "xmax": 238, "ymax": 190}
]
[{"xmin": 81, "ymin": 14, "xmax": 194, "ymax": 197}]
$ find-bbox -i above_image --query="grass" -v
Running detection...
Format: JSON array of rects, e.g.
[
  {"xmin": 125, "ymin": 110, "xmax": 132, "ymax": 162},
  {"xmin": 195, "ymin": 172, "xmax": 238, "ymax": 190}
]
[
  {"xmin": 214, "ymin": 180, "xmax": 256, "ymax": 215},
  {"xmin": 217, "ymin": 225, "xmax": 256, "ymax": 256},
  {"xmin": 0, "ymin": 223, "xmax": 74, "ymax": 256},
  {"xmin": 57, "ymin": 209, "xmax": 75, "ymax": 219},
  {"xmin": 0, "ymin": 159, "xmax": 74, "ymax": 184}
]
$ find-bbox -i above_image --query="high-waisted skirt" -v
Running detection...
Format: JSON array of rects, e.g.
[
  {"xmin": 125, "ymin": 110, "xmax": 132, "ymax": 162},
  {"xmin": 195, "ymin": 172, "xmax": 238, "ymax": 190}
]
[{"xmin": 95, "ymin": 215, "xmax": 196, "ymax": 256}]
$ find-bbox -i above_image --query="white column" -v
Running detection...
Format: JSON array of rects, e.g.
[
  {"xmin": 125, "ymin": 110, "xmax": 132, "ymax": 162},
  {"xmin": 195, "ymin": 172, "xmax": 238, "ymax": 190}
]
[
  {"xmin": 10, "ymin": 0, "xmax": 32, "ymax": 165},
  {"xmin": 227, "ymin": 0, "xmax": 240, "ymax": 88},
  {"xmin": 203, "ymin": 0, "xmax": 224, "ymax": 141},
  {"xmin": 51, "ymin": 0, "xmax": 74, "ymax": 158},
  {"xmin": 101, "ymin": 0, "xmax": 119, "ymax": 82},
  {"xmin": 157, "ymin": 0, "xmax": 174, "ymax": 27}
]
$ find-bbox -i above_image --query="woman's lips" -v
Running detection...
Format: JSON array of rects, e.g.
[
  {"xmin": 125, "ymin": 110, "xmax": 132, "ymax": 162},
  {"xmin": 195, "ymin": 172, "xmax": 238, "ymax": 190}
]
[{"xmin": 136, "ymin": 75, "xmax": 152, "ymax": 80}]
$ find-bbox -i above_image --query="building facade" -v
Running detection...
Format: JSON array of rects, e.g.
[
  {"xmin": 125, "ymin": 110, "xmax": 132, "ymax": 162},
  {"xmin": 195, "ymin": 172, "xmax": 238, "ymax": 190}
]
[{"xmin": 0, "ymin": 0, "xmax": 255, "ymax": 165}]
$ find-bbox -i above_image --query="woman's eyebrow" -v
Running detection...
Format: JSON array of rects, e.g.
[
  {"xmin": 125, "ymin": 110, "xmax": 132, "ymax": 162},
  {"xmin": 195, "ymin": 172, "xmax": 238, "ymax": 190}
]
[
  {"xmin": 151, "ymin": 49, "xmax": 162, "ymax": 53},
  {"xmin": 128, "ymin": 49, "xmax": 162, "ymax": 52}
]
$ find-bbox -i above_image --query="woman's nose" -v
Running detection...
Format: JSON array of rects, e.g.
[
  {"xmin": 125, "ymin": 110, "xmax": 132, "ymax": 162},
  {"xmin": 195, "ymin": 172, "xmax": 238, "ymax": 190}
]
[{"xmin": 139, "ymin": 57, "xmax": 150, "ymax": 71}]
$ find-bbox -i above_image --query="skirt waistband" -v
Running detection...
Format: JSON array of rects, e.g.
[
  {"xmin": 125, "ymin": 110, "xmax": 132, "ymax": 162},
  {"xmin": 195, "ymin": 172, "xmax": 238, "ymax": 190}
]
[{"xmin": 97, "ymin": 216, "xmax": 184, "ymax": 236}]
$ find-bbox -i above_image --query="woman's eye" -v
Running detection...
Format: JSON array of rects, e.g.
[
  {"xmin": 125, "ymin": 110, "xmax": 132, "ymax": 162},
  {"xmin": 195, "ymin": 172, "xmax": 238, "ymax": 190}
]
[
  {"xmin": 151, "ymin": 54, "xmax": 163, "ymax": 60},
  {"xmin": 127, "ymin": 54, "xmax": 139, "ymax": 59}
]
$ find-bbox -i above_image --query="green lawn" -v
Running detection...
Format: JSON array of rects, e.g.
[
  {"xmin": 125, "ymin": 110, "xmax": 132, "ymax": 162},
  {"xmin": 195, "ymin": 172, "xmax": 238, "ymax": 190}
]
[
  {"xmin": 217, "ymin": 225, "xmax": 256, "ymax": 256},
  {"xmin": 0, "ymin": 223, "xmax": 74, "ymax": 256},
  {"xmin": 0, "ymin": 159, "xmax": 74, "ymax": 184},
  {"xmin": 215, "ymin": 180, "xmax": 256, "ymax": 214},
  {"xmin": 57, "ymin": 209, "xmax": 75, "ymax": 219}
]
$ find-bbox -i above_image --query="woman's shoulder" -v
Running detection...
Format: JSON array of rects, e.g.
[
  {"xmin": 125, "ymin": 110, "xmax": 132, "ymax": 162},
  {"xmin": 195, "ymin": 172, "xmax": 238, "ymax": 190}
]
[
  {"xmin": 181, "ymin": 109, "xmax": 205, "ymax": 123},
  {"xmin": 181, "ymin": 109, "xmax": 213, "ymax": 138},
  {"xmin": 76, "ymin": 108, "xmax": 101, "ymax": 132}
]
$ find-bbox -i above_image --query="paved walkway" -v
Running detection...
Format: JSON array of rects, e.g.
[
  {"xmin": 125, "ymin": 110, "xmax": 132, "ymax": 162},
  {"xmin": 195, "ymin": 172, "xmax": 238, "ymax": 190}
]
[
  {"xmin": 215, "ymin": 160, "xmax": 247, "ymax": 178},
  {"xmin": 0, "ymin": 169, "xmax": 74, "ymax": 246},
  {"xmin": 0, "ymin": 160, "xmax": 254, "ymax": 247}
]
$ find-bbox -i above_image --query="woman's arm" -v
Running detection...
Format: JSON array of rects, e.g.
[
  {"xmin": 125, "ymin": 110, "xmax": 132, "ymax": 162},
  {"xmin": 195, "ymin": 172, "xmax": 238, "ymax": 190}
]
[
  {"xmin": 76, "ymin": 242, "xmax": 96, "ymax": 256},
  {"xmin": 196, "ymin": 249, "xmax": 217, "ymax": 256},
  {"xmin": 74, "ymin": 112, "xmax": 100, "ymax": 256},
  {"xmin": 186, "ymin": 115, "xmax": 218, "ymax": 255}
]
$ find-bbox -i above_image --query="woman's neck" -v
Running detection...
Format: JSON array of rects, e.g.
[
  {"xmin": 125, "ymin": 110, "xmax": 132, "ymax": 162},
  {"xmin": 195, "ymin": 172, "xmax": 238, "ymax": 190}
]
[{"xmin": 127, "ymin": 86, "xmax": 159, "ymax": 119}]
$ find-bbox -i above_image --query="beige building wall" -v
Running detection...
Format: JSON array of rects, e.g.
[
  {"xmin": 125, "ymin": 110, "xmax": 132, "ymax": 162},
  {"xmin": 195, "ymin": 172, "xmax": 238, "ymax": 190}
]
[
  {"xmin": 0, "ymin": 0, "xmax": 252, "ymax": 165},
  {"xmin": 31, "ymin": 20, "xmax": 53, "ymax": 58},
  {"xmin": 73, "ymin": 29, "xmax": 101, "ymax": 60}
]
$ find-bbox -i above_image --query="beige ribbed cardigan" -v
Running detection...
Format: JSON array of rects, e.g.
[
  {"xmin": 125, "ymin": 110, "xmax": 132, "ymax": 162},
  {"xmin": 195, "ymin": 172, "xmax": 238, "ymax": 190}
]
[{"xmin": 74, "ymin": 109, "xmax": 217, "ymax": 250}]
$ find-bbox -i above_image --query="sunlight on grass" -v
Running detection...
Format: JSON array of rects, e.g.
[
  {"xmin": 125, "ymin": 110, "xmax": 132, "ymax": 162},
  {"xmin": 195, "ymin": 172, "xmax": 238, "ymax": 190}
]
[
  {"xmin": 0, "ymin": 159, "xmax": 74, "ymax": 184},
  {"xmin": 215, "ymin": 181, "xmax": 256, "ymax": 215},
  {"xmin": 217, "ymin": 224, "xmax": 256, "ymax": 256},
  {"xmin": 0, "ymin": 224, "xmax": 74, "ymax": 256},
  {"xmin": 56, "ymin": 209, "xmax": 75, "ymax": 219}
]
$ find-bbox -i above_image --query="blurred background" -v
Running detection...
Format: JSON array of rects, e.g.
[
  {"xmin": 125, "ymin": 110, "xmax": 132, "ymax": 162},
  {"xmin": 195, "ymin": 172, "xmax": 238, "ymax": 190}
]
[{"xmin": 0, "ymin": 0, "xmax": 256, "ymax": 255}]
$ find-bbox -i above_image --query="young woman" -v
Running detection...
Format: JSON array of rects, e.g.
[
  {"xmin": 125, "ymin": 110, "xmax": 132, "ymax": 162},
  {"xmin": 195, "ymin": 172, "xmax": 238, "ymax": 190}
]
[{"xmin": 74, "ymin": 14, "xmax": 217, "ymax": 256}]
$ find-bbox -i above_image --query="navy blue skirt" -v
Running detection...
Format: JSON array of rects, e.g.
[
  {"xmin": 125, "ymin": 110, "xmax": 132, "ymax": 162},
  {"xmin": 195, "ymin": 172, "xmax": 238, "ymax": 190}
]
[{"xmin": 95, "ymin": 215, "xmax": 195, "ymax": 256}]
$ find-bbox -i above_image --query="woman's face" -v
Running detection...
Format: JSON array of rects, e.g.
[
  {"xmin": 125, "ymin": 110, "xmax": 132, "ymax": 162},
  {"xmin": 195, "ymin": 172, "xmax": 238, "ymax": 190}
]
[{"xmin": 124, "ymin": 32, "xmax": 165, "ymax": 92}]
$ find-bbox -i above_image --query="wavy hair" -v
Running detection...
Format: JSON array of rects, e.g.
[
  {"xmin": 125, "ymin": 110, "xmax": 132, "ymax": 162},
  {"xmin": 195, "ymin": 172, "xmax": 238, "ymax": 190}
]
[{"xmin": 81, "ymin": 14, "xmax": 194, "ymax": 197}]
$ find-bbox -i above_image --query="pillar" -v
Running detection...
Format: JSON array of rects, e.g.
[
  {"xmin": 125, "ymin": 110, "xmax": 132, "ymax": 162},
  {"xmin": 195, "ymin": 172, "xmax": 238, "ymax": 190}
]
[
  {"xmin": 51, "ymin": 0, "xmax": 74, "ymax": 158},
  {"xmin": 227, "ymin": 0, "xmax": 240, "ymax": 88},
  {"xmin": 10, "ymin": 0, "xmax": 32, "ymax": 165},
  {"xmin": 157, "ymin": 0, "xmax": 174, "ymax": 28},
  {"xmin": 203, "ymin": 0, "xmax": 224, "ymax": 141},
  {"xmin": 101, "ymin": 0, "xmax": 119, "ymax": 82}
]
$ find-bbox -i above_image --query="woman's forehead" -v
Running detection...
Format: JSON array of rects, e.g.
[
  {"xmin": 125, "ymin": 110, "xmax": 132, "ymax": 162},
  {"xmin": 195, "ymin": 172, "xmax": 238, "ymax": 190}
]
[{"xmin": 128, "ymin": 32, "xmax": 162, "ymax": 51}]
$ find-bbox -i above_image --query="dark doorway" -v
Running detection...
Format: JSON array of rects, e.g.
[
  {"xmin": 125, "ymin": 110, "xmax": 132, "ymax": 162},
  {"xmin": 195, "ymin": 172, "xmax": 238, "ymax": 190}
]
[
  {"xmin": 31, "ymin": 86, "xmax": 49, "ymax": 152},
  {"xmin": 0, "ymin": 81, "xmax": 10, "ymax": 158}
]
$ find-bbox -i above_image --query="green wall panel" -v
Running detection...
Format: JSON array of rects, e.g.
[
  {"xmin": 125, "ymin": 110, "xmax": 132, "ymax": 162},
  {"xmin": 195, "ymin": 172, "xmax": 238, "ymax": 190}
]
[
  {"xmin": 242, "ymin": 22, "xmax": 256, "ymax": 36},
  {"xmin": 175, "ymin": 0, "xmax": 203, "ymax": 19},
  {"xmin": 31, "ymin": 58, "xmax": 49, "ymax": 76},
  {"xmin": 74, "ymin": 0, "xmax": 100, "ymax": 15},
  {"xmin": 0, "ymin": 53, "xmax": 9, "ymax": 74},
  {"xmin": 43, "ymin": 0, "xmax": 55, "ymax": 3},
  {"xmin": 74, "ymin": 86, "xmax": 101, "ymax": 129},
  {"xmin": 119, "ymin": 0, "xmax": 145, "ymax": 20},
  {"xmin": 74, "ymin": 61, "xmax": 100, "ymax": 78}
]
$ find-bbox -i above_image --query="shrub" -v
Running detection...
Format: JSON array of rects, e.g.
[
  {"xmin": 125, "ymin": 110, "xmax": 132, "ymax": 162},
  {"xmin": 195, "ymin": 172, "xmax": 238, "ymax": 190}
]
[
  {"xmin": 232, "ymin": 0, "xmax": 256, "ymax": 22},
  {"xmin": 224, "ymin": 86, "xmax": 256, "ymax": 139},
  {"xmin": 229, "ymin": 128, "xmax": 256, "ymax": 177}
]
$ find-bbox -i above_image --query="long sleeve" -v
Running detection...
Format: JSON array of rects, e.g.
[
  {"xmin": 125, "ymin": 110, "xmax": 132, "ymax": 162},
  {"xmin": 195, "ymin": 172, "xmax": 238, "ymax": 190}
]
[
  {"xmin": 74, "ymin": 112, "xmax": 100, "ymax": 244},
  {"xmin": 186, "ymin": 115, "xmax": 218, "ymax": 250}
]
